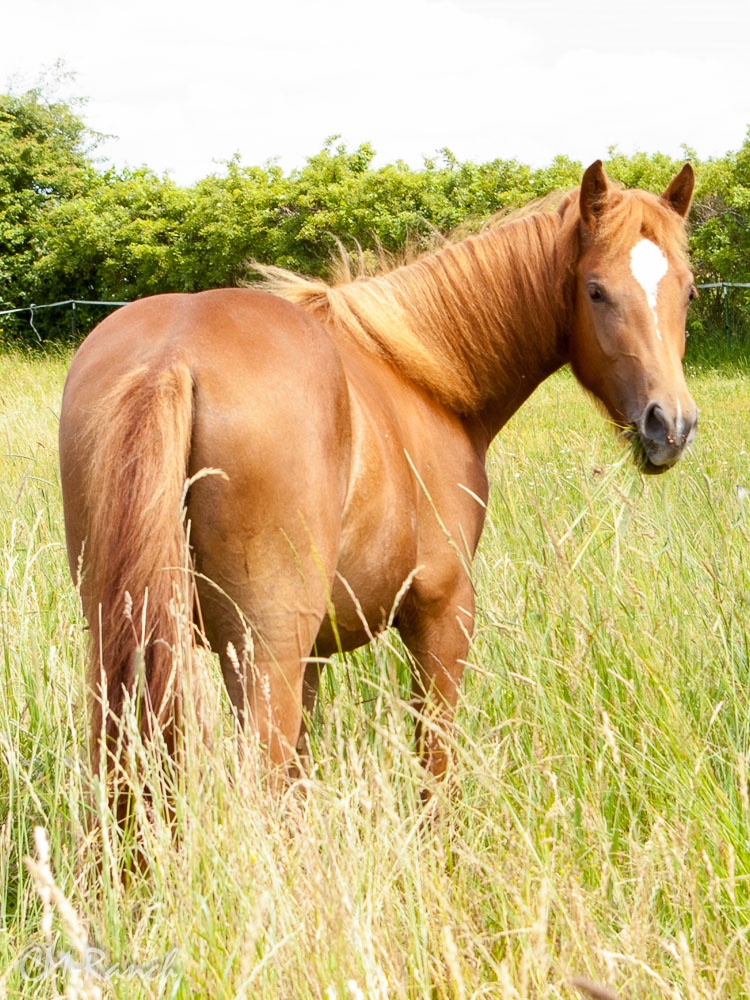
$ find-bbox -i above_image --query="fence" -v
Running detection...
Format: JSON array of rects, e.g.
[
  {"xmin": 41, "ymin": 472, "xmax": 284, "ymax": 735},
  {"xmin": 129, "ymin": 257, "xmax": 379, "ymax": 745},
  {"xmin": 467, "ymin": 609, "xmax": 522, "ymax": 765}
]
[
  {"xmin": 1, "ymin": 287, "xmax": 749, "ymax": 348},
  {"xmin": 696, "ymin": 282, "xmax": 750, "ymax": 349},
  {"xmin": 0, "ymin": 299, "xmax": 128, "ymax": 343}
]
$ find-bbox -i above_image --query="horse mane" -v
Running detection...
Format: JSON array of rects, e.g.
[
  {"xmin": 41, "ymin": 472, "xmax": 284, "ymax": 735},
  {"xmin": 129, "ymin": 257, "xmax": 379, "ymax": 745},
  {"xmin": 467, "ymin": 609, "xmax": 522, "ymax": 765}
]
[{"xmin": 259, "ymin": 185, "xmax": 688, "ymax": 414}]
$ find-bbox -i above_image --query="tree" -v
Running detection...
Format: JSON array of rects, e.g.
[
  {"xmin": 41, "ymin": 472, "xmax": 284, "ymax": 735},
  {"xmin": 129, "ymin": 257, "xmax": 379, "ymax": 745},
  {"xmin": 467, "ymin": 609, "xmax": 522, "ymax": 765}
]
[
  {"xmin": 1, "ymin": 75, "xmax": 748, "ymax": 353},
  {"xmin": 36, "ymin": 168, "xmax": 190, "ymax": 303},
  {"xmin": 687, "ymin": 131, "xmax": 750, "ymax": 348},
  {"xmin": 0, "ymin": 74, "xmax": 98, "ymax": 324}
]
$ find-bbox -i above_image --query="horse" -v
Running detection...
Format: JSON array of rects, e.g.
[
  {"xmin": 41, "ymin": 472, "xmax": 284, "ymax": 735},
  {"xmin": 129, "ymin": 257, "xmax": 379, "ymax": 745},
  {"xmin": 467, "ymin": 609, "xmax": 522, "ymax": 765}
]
[{"xmin": 58, "ymin": 161, "xmax": 697, "ymax": 802}]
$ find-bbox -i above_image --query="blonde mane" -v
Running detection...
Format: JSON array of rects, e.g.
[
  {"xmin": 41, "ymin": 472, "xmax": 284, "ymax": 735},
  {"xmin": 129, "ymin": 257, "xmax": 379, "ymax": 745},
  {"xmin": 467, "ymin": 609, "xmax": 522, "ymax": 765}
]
[{"xmin": 260, "ymin": 186, "xmax": 688, "ymax": 414}]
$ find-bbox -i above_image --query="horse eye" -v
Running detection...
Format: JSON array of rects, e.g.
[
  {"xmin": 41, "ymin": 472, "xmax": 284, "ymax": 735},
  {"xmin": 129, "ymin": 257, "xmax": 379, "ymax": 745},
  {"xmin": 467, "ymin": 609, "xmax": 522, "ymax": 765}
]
[
  {"xmin": 588, "ymin": 283, "xmax": 605, "ymax": 303},
  {"xmin": 688, "ymin": 285, "xmax": 698, "ymax": 304}
]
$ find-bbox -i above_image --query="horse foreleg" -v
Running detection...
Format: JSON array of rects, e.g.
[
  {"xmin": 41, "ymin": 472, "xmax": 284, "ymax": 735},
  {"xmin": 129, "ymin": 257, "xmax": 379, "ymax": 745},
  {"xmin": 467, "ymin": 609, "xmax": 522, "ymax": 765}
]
[{"xmin": 398, "ymin": 588, "xmax": 474, "ymax": 790}]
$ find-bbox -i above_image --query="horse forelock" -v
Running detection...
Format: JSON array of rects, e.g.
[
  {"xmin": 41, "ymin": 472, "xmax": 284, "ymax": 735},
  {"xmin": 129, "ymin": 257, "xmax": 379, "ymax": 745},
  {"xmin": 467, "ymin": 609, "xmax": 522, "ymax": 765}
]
[{"xmin": 582, "ymin": 186, "xmax": 690, "ymax": 262}]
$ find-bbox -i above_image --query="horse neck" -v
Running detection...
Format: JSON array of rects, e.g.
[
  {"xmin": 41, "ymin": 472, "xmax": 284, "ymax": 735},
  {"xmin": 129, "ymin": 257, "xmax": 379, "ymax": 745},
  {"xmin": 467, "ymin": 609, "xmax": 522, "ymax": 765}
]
[{"xmin": 366, "ymin": 210, "xmax": 576, "ymax": 431}]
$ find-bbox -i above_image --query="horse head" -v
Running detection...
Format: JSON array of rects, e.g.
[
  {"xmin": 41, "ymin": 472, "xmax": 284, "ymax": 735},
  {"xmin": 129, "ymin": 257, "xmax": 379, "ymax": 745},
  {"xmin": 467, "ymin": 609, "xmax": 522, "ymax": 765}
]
[{"xmin": 567, "ymin": 160, "xmax": 697, "ymax": 473}]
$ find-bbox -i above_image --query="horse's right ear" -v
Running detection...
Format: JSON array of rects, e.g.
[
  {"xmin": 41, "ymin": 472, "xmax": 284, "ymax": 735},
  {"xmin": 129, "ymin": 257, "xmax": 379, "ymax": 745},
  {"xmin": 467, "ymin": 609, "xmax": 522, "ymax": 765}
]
[{"xmin": 580, "ymin": 160, "xmax": 608, "ymax": 230}]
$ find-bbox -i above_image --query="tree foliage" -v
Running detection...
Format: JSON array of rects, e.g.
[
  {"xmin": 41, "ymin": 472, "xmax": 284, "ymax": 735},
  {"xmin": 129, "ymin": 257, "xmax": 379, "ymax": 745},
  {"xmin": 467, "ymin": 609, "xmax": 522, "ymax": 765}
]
[
  {"xmin": 0, "ymin": 81, "xmax": 97, "ymax": 312},
  {"xmin": 1, "ymin": 81, "xmax": 749, "ymax": 352}
]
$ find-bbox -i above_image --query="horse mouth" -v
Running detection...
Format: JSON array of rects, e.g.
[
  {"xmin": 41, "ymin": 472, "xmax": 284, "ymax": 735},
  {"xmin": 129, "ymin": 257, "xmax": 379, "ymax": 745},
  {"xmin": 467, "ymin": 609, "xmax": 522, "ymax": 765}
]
[
  {"xmin": 638, "ymin": 456, "xmax": 676, "ymax": 476},
  {"xmin": 625, "ymin": 427, "xmax": 680, "ymax": 475}
]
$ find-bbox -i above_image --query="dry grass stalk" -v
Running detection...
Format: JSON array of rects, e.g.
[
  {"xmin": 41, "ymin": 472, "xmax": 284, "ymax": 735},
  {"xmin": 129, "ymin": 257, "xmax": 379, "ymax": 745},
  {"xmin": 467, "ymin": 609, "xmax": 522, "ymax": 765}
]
[{"xmin": 24, "ymin": 826, "xmax": 103, "ymax": 1000}]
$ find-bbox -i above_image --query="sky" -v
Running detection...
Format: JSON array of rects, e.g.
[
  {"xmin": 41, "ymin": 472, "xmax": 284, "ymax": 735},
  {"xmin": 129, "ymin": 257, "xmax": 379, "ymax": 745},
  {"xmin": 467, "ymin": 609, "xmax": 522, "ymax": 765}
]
[{"xmin": 3, "ymin": 0, "xmax": 749, "ymax": 186}]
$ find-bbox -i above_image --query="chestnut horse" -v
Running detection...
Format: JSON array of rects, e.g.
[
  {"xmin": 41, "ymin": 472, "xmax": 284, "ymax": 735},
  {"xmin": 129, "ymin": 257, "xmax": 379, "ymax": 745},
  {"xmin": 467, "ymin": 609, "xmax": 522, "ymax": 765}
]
[{"xmin": 59, "ymin": 161, "xmax": 697, "ymax": 795}]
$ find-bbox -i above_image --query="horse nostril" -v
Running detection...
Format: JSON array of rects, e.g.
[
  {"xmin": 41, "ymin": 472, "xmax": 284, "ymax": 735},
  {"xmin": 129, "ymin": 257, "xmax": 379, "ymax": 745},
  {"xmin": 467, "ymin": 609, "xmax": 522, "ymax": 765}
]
[{"xmin": 641, "ymin": 402, "xmax": 668, "ymax": 444}]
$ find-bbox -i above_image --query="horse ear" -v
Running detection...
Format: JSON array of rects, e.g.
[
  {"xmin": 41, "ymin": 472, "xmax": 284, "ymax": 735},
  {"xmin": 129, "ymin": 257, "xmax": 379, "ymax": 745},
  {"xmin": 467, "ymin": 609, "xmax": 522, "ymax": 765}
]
[
  {"xmin": 661, "ymin": 163, "xmax": 695, "ymax": 218},
  {"xmin": 579, "ymin": 160, "xmax": 608, "ymax": 230}
]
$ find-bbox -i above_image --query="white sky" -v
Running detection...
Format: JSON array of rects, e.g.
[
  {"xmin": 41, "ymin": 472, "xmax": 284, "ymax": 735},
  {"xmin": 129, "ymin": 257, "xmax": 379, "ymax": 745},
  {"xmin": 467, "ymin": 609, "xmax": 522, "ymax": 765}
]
[{"xmin": 4, "ymin": 0, "xmax": 749, "ymax": 186}]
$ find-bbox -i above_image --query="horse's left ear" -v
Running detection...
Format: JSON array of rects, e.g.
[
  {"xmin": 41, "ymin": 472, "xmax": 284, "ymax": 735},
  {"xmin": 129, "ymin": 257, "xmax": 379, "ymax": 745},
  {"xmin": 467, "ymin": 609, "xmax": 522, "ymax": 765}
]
[{"xmin": 661, "ymin": 163, "xmax": 695, "ymax": 218}]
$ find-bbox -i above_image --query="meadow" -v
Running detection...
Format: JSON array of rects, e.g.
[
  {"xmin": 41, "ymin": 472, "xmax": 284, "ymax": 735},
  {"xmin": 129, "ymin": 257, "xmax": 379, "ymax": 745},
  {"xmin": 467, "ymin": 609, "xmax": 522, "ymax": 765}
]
[{"xmin": 1, "ymin": 346, "xmax": 749, "ymax": 998}]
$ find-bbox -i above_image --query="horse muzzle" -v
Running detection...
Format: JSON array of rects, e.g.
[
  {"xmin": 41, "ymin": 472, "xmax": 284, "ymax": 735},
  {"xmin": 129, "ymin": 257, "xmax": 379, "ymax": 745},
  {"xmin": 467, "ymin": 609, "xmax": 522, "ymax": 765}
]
[{"xmin": 632, "ymin": 399, "xmax": 698, "ymax": 474}]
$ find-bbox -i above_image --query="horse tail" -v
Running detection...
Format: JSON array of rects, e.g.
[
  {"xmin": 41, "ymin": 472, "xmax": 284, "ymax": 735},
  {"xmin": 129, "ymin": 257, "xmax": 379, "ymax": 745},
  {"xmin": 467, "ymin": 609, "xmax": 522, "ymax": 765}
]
[{"xmin": 77, "ymin": 362, "xmax": 195, "ymax": 773}]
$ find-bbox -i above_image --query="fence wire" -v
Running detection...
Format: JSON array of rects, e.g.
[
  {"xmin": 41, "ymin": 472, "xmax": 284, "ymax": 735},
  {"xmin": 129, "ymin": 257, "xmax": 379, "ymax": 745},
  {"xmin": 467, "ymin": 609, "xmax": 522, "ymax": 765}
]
[
  {"xmin": 0, "ymin": 299, "xmax": 128, "ymax": 342},
  {"xmin": 2, "ymin": 287, "xmax": 749, "ymax": 346}
]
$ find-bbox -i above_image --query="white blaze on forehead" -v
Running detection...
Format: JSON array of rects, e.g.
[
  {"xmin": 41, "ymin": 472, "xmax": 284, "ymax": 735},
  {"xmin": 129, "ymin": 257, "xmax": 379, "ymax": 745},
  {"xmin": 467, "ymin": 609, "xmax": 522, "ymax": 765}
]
[{"xmin": 630, "ymin": 238, "xmax": 669, "ymax": 341}]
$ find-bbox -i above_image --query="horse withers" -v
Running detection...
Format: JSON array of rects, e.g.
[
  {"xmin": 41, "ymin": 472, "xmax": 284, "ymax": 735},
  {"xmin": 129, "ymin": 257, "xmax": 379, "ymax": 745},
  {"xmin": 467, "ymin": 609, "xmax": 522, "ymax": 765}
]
[{"xmin": 58, "ymin": 161, "xmax": 697, "ymax": 800}]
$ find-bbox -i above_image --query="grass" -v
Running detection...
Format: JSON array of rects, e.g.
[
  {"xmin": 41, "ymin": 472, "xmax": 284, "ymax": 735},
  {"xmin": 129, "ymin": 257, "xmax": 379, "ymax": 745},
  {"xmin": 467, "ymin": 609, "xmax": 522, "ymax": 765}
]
[{"xmin": 1, "ymin": 346, "xmax": 750, "ymax": 998}]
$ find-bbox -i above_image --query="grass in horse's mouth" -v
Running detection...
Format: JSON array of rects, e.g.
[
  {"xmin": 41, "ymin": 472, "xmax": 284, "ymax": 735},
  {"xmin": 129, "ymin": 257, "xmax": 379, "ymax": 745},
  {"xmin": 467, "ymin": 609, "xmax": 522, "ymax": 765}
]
[{"xmin": 625, "ymin": 428, "xmax": 672, "ymax": 476}]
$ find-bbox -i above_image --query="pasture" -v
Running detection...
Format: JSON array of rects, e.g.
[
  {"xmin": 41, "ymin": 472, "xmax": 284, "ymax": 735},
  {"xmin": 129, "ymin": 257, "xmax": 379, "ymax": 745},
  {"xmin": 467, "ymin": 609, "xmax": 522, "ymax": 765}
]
[{"xmin": 1, "ymin": 348, "xmax": 749, "ymax": 998}]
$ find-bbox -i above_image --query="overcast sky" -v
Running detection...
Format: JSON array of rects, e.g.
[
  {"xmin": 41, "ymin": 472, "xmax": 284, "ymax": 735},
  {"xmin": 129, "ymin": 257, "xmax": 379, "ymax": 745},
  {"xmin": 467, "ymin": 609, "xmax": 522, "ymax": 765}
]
[{"xmin": 4, "ymin": 0, "xmax": 749, "ymax": 185}]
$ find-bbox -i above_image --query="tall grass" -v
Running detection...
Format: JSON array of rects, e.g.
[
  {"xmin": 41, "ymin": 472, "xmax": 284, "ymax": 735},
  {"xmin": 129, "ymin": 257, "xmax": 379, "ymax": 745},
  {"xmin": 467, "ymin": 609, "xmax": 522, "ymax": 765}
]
[{"xmin": 1, "ymin": 349, "xmax": 749, "ymax": 998}]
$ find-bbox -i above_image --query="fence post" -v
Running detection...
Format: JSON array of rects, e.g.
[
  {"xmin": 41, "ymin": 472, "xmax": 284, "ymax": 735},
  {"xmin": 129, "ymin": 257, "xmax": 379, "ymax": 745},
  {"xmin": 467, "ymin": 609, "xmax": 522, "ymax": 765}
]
[{"xmin": 722, "ymin": 282, "xmax": 731, "ymax": 350}]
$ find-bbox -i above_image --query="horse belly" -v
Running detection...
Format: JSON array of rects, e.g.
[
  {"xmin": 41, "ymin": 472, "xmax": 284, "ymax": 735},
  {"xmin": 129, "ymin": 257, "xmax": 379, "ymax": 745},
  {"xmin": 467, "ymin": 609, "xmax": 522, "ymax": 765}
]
[
  {"xmin": 314, "ymin": 420, "xmax": 419, "ymax": 655},
  {"xmin": 315, "ymin": 537, "xmax": 417, "ymax": 654}
]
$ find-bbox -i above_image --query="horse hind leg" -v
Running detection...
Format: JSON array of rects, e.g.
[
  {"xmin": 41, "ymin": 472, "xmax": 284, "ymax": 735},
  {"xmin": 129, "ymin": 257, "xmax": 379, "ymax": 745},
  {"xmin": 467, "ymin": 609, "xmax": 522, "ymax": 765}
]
[
  {"xmin": 297, "ymin": 660, "xmax": 323, "ymax": 760},
  {"xmin": 193, "ymin": 541, "xmax": 334, "ymax": 778},
  {"xmin": 219, "ymin": 615, "xmax": 320, "ymax": 771}
]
